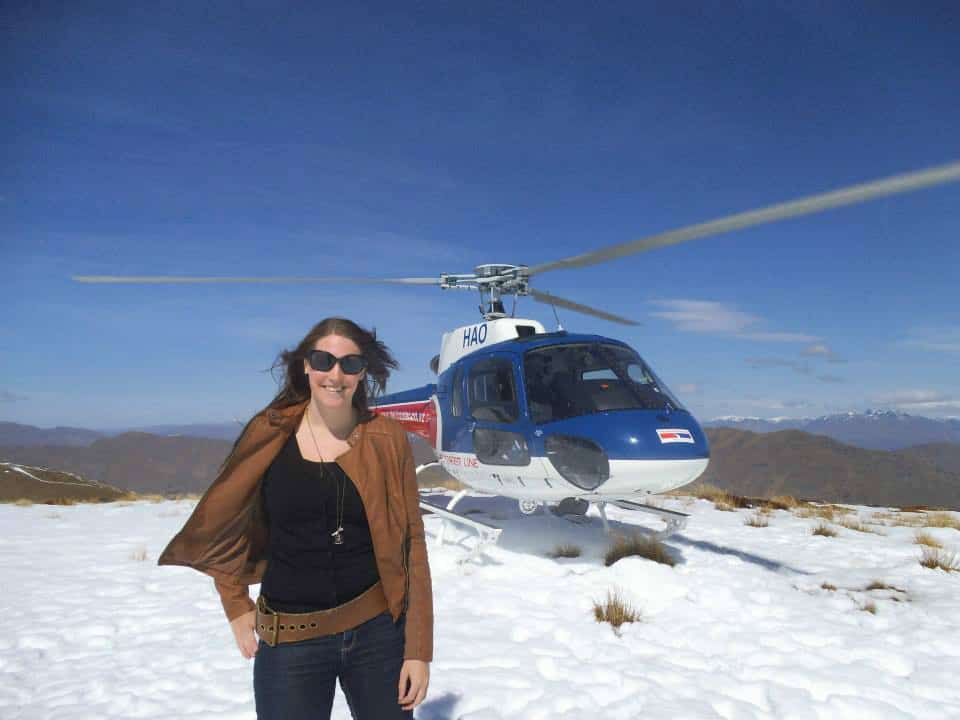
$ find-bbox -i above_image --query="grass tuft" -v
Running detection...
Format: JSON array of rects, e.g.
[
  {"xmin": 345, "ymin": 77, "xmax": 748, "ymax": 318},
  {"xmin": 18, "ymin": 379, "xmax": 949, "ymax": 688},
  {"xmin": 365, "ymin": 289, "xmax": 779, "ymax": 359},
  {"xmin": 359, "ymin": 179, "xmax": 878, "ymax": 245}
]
[
  {"xmin": 43, "ymin": 497, "xmax": 78, "ymax": 506},
  {"xmin": 547, "ymin": 544, "xmax": 582, "ymax": 559},
  {"xmin": 861, "ymin": 601, "xmax": 877, "ymax": 614},
  {"xmin": 820, "ymin": 582, "xmax": 837, "ymax": 591},
  {"xmin": 914, "ymin": 531, "xmax": 943, "ymax": 549},
  {"xmin": 838, "ymin": 518, "xmax": 884, "ymax": 535},
  {"xmin": 744, "ymin": 513, "xmax": 769, "ymax": 528},
  {"xmin": 864, "ymin": 580, "xmax": 905, "ymax": 593},
  {"xmin": 770, "ymin": 495, "xmax": 801, "ymax": 510},
  {"xmin": 924, "ymin": 512, "xmax": 960, "ymax": 531},
  {"xmin": 919, "ymin": 547, "xmax": 960, "ymax": 572},
  {"xmin": 812, "ymin": 522, "xmax": 837, "ymax": 537},
  {"xmin": 604, "ymin": 534, "xmax": 675, "ymax": 567},
  {"xmin": 685, "ymin": 483, "xmax": 751, "ymax": 511},
  {"xmin": 592, "ymin": 588, "xmax": 641, "ymax": 631}
]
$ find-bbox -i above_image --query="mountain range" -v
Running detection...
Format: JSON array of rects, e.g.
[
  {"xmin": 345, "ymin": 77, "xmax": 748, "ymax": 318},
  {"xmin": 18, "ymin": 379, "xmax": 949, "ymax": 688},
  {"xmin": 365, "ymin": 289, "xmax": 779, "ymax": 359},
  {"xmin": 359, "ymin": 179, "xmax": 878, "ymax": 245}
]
[
  {"xmin": 2, "ymin": 426, "xmax": 957, "ymax": 508},
  {"xmin": 703, "ymin": 409, "xmax": 960, "ymax": 450},
  {"xmin": 4, "ymin": 410, "xmax": 958, "ymax": 452}
]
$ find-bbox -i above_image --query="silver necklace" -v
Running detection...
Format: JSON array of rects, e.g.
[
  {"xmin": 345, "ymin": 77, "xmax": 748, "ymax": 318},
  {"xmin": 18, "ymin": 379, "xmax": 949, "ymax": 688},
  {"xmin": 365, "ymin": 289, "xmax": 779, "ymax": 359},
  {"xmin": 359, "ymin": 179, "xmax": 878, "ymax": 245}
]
[{"xmin": 305, "ymin": 409, "xmax": 345, "ymax": 545}]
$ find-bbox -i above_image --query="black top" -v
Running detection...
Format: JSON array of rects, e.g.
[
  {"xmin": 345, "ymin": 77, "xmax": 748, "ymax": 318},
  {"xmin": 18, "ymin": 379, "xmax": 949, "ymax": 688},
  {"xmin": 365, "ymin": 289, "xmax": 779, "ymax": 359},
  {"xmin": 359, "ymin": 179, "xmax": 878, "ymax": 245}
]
[{"xmin": 259, "ymin": 433, "xmax": 380, "ymax": 612}]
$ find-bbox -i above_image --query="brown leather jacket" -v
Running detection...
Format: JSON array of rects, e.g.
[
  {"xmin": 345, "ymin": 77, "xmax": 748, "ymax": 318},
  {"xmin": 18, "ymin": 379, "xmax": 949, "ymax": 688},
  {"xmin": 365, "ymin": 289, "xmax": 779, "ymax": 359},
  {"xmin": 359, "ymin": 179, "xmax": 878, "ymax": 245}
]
[{"xmin": 157, "ymin": 400, "xmax": 433, "ymax": 661}]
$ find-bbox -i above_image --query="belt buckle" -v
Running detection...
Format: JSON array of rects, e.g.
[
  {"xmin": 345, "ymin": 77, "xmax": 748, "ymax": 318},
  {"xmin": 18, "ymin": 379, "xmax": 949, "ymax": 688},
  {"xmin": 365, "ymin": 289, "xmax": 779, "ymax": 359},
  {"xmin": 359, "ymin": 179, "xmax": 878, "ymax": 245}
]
[{"xmin": 256, "ymin": 596, "xmax": 280, "ymax": 647}]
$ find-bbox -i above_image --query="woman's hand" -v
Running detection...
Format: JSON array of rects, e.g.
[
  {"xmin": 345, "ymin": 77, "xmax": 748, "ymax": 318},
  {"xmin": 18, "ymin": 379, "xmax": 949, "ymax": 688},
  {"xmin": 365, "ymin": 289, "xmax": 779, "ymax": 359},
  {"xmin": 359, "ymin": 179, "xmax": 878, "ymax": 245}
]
[
  {"xmin": 229, "ymin": 610, "xmax": 259, "ymax": 659},
  {"xmin": 398, "ymin": 658, "xmax": 429, "ymax": 710}
]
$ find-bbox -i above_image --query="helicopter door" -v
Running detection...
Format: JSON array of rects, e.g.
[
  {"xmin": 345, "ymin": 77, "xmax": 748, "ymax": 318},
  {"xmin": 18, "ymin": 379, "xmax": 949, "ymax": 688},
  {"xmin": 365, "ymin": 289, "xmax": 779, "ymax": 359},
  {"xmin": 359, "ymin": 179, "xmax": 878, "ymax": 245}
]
[{"xmin": 465, "ymin": 354, "xmax": 530, "ymax": 468}]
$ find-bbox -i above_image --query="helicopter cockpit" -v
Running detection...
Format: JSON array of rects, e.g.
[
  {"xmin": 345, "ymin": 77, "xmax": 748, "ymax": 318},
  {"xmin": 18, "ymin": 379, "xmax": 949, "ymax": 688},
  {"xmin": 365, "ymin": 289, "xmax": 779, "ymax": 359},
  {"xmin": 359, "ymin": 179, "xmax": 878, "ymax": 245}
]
[{"xmin": 523, "ymin": 343, "xmax": 684, "ymax": 424}]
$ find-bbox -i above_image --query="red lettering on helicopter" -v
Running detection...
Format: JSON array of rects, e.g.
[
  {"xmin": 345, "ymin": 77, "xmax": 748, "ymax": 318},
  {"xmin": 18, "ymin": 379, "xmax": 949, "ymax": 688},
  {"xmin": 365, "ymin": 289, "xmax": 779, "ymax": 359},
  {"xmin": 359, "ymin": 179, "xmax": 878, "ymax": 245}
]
[
  {"xmin": 373, "ymin": 400, "xmax": 438, "ymax": 446},
  {"xmin": 441, "ymin": 454, "xmax": 478, "ymax": 468}
]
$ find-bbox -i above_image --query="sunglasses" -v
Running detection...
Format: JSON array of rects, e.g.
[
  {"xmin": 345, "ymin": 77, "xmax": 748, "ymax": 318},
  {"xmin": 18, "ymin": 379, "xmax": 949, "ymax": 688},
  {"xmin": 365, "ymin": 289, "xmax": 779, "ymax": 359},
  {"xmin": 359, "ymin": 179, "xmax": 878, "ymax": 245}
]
[{"xmin": 306, "ymin": 350, "xmax": 368, "ymax": 375}]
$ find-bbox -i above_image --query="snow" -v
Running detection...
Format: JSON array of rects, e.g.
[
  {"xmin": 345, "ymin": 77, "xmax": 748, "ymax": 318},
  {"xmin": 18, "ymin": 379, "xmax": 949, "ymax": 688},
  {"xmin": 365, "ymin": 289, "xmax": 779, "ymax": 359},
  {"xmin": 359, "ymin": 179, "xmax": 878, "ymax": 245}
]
[{"xmin": 2, "ymin": 495, "xmax": 959, "ymax": 719}]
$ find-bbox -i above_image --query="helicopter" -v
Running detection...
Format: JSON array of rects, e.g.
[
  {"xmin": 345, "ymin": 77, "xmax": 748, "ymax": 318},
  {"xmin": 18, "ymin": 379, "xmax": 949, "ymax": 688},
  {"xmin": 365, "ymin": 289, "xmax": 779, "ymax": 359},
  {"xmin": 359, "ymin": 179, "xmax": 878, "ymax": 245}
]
[{"xmin": 74, "ymin": 160, "xmax": 960, "ymax": 548}]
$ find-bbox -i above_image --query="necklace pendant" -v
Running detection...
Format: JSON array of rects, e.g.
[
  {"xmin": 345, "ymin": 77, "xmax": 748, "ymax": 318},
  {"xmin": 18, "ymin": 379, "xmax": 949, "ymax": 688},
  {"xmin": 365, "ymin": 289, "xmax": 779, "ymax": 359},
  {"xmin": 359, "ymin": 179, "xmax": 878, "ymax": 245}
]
[{"xmin": 332, "ymin": 527, "xmax": 344, "ymax": 545}]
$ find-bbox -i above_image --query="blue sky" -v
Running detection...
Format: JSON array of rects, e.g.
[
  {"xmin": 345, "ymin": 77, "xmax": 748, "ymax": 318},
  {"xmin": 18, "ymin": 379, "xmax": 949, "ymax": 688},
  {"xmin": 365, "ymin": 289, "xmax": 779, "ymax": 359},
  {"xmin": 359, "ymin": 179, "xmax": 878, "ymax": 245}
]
[{"xmin": 4, "ymin": 2, "xmax": 959, "ymax": 428}]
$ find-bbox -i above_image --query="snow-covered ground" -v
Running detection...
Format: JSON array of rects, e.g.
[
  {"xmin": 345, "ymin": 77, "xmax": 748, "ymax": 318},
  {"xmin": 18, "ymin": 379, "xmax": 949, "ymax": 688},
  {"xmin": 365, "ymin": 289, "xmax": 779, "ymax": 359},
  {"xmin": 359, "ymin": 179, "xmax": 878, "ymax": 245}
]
[{"xmin": 2, "ymin": 493, "xmax": 959, "ymax": 719}]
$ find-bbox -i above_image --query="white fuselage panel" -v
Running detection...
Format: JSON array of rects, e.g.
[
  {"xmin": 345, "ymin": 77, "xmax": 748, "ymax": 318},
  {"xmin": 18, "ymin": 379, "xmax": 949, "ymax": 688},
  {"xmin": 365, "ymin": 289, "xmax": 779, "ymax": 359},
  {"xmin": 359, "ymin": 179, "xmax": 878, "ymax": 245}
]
[{"xmin": 434, "ymin": 452, "xmax": 708, "ymax": 501}]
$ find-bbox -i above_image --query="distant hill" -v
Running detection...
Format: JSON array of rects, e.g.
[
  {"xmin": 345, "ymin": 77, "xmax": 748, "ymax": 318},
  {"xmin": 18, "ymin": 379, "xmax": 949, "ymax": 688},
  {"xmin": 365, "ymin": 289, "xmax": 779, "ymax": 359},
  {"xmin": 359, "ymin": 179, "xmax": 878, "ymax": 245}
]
[
  {"xmin": 0, "ymin": 433, "xmax": 233, "ymax": 495},
  {"xmin": 0, "ymin": 461, "xmax": 130, "ymax": 502},
  {"xmin": 0, "ymin": 421, "xmax": 243, "ymax": 447},
  {"xmin": 705, "ymin": 410, "xmax": 960, "ymax": 450},
  {"xmin": 3, "ymin": 426, "xmax": 957, "ymax": 508},
  {"xmin": 700, "ymin": 427, "xmax": 959, "ymax": 508},
  {"xmin": 0, "ymin": 422, "xmax": 105, "ymax": 447},
  {"xmin": 897, "ymin": 443, "xmax": 960, "ymax": 476},
  {"xmin": 120, "ymin": 422, "xmax": 245, "ymax": 442}
]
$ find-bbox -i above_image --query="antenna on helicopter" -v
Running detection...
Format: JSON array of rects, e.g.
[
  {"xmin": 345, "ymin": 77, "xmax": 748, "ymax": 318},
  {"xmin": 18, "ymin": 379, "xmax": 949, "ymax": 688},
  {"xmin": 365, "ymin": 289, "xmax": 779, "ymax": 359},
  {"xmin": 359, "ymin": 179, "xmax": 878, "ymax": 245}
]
[{"xmin": 549, "ymin": 301, "xmax": 564, "ymax": 331}]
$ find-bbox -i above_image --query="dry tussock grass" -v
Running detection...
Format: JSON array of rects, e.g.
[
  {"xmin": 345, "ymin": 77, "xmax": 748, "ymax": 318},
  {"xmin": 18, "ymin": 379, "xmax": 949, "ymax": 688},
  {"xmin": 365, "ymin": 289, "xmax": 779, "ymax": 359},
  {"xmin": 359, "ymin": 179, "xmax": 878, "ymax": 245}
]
[
  {"xmin": 820, "ymin": 582, "xmax": 837, "ymax": 591},
  {"xmin": 43, "ymin": 497, "xmax": 78, "ymax": 506},
  {"xmin": 604, "ymin": 534, "xmax": 675, "ymax": 567},
  {"xmin": 873, "ymin": 511, "xmax": 926, "ymax": 528},
  {"xmin": 681, "ymin": 483, "xmax": 751, "ymax": 511},
  {"xmin": 864, "ymin": 580, "xmax": 904, "ymax": 592},
  {"xmin": 860, "ymin": 601, "xmax": 877, "ymax": 614},
  {"xmin": 919, "ymin": 547, "xmax": 960, "ymax": 572},
  {"xmin": 838, "ymin": 518, "xmax": 884, "ymax": 535},
  {"xmin": 770, "ymin": 495, "xmax": 802, "ymax": 509},
  {"xmin": 592, "ymin": 588, "xmax": 640, "ymax": 631},
  {"xmin": 914, "ymin": 531, "xmax": 943, "ymax": 549},
  {"xmin": 812, "ymin": 522, "xmax": 837, "ymax": 537},
  {"xmin": 796, "ymin": 505, "xmax": 838, "ymax": 522},
  {"xmin": 924, "ymin": 512, "xmax": 960, "ymax": 531},
  {"xmin": 744, "ymin": 513, "xmax": 769, "ymax": 528},
  {"xmin": 547, "ymin": 544, "xmax": 582, "ymax": 559}
]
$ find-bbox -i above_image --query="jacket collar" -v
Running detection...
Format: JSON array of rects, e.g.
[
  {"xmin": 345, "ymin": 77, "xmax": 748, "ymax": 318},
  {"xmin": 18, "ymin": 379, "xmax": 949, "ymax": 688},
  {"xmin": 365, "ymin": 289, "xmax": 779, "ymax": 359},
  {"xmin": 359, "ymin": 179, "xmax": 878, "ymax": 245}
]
[{"xmin": 264, "ymin": 399, "xmax": 367, "ymax": 447}]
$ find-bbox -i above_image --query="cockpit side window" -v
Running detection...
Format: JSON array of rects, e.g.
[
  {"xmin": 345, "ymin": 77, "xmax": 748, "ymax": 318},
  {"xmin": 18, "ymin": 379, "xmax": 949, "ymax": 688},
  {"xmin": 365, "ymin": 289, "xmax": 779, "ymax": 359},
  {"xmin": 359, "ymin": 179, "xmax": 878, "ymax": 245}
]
[{"xmin": 467, "ymin": 357, "xmax": 518, "ymax": 423}]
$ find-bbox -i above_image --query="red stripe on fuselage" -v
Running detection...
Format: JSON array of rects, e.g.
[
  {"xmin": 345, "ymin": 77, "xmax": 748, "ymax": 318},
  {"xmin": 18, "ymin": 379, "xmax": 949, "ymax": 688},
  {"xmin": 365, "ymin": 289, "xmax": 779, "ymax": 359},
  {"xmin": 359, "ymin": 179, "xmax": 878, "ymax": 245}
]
[{"xmin": 373, "ymin": 400, "xmax": 437, "ymax": 446}]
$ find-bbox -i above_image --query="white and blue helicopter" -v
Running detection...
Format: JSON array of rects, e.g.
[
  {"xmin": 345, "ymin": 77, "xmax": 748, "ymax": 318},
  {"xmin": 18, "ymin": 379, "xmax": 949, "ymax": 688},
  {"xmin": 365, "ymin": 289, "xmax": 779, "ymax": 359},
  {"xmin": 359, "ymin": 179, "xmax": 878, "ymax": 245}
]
[
  {"xmin": 370, "ymin": 268, "xmax": 705, "ymax": 546},
  {"xmin": 74, "ymin": 161, "xmax": 960, "ymax": 548}
]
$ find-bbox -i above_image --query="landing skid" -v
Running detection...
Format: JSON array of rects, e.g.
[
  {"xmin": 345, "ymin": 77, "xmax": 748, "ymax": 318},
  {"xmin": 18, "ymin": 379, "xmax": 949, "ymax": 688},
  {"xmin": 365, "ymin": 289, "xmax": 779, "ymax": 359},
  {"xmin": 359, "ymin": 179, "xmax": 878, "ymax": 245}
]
[
  {"xmin": 598, "ymin": 499, "xmax": 689, "ymax": 540},
  {"xmin": 416, "ymin": 464, "xmax": 502, "ymax": 561}
]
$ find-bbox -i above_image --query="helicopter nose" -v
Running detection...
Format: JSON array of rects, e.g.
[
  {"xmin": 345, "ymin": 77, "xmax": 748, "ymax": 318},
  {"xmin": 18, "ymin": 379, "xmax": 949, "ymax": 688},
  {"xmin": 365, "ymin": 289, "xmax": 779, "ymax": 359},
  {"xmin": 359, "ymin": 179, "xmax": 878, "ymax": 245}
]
[{"xmin": 536, "ymin": 410, "xmax": 710, "ymax": 495}]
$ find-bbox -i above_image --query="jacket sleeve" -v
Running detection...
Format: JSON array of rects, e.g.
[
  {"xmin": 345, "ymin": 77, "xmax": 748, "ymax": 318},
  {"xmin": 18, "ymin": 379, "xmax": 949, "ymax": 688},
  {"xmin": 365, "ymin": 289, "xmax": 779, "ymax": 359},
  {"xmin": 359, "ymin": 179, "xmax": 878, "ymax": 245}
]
[
  {"xmin": 399, "ymin": 431, "xmax": 434, "ymax": 661},
  {"xmin": 214, "ymin": 578, "xmax": 256, "ymax": 621}
]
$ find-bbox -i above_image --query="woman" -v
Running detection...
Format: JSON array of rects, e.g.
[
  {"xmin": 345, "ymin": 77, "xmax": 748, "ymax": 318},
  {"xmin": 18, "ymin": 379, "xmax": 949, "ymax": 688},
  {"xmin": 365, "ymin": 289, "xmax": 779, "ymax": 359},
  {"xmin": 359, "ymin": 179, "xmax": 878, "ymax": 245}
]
[{"xmin": 159, "ymin": 317, "xmax": 432, "ymax": 719}]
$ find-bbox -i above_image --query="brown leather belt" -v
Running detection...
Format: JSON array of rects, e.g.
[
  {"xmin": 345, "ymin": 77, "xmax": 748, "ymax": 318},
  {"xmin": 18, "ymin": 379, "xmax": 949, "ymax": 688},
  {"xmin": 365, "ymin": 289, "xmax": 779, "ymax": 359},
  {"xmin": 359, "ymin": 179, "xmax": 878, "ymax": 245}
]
[{"xmin": 255, "ymin": 581, "xmax": 389, "ymax": 647}]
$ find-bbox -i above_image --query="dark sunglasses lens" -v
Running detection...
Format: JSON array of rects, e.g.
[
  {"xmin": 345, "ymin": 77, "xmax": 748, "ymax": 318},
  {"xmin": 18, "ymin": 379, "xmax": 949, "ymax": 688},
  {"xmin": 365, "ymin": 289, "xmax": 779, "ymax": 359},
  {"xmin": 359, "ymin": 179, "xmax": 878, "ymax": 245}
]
[
  {"xmin": 308, "ymin": 350, "xmax": 336, "ymax": 371},
  {"xmin": 339, "ymin": 355, "xmax": 367, "ymax": 374}
]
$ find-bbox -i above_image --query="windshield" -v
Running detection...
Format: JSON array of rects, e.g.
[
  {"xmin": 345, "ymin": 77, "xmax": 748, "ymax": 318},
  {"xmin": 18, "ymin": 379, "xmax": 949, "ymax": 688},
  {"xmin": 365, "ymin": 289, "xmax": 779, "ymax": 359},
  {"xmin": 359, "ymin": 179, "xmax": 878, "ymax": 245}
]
[{"xmin": 523, "ymin": 343, "xmax": 685, "ymax": 424}]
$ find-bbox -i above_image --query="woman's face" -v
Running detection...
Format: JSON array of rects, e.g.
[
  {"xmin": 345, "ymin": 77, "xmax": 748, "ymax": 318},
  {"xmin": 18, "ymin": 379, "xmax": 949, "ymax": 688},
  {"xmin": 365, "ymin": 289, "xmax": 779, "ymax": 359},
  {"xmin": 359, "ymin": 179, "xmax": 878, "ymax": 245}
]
[{"xmin": 303, "ymin": 333, "xmax": 366, "ymax": 413}]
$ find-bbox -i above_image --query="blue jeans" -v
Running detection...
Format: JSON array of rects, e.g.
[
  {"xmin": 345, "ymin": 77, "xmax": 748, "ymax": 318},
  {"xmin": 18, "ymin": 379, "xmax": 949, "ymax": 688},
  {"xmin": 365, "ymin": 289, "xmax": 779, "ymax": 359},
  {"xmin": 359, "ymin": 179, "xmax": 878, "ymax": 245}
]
[{"xmin": 253, "ymin": 611, "xmax": 413, "ymax": 720}]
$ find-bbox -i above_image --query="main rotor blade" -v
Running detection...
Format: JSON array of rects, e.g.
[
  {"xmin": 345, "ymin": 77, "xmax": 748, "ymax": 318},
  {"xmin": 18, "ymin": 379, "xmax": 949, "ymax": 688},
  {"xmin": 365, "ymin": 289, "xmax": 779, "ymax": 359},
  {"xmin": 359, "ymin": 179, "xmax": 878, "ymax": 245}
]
[
  {"xmin": 71, "ymin": 275, "xmax": 441, "ymax": 285},
  {"xmin": 530, "ymin": 288, "xmax": 640, "ymax": 326},
  {"xmin": 529, "ymin": 160, "xmax": 960, "ymax": 275}
]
